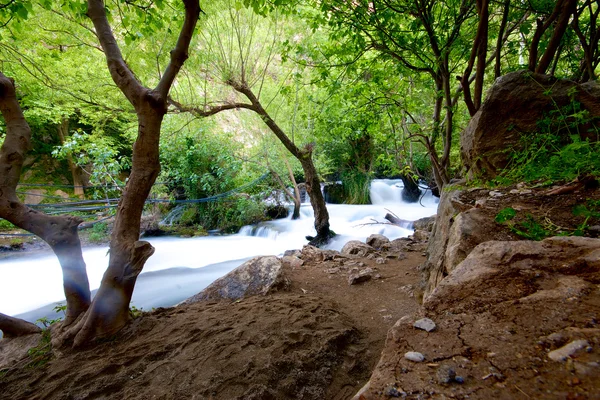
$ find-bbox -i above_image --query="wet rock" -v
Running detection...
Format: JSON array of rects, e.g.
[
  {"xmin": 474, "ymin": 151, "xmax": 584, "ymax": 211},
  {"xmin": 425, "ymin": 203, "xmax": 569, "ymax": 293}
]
[
  {"xmin": 436, "ymin": 365, "xmax": 456, "ymax": 384},
  {"xmin": 341, "ymin": 240, "xmax": 375, "ymax": 257},
  {"xmin": 184, "ymin": 256, "xmax": 289, "ymax": 303},
  {"xmin": 413, "ymin": 318, "xmax": 436, "ymax": 332},
  {"xmin": 548, "ymin": 340, "xmax": 590, "ymax": 362},
  {"xmin": 404, "ymin": 351, "xmax": 425, "ymax": 362},
  {"xmin": 348, "ymin": 268, "xmax": 373, "ymax": 285},
  {"xmin": 366, "ymin": 234, "xmax": 390, "ymax": 250}
]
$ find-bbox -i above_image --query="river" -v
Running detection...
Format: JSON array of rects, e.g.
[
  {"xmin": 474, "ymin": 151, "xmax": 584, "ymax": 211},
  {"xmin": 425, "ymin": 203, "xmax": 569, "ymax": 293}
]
[{"xmin": 0, "ymin": 179, "xmax": 438, "ymax": 323}]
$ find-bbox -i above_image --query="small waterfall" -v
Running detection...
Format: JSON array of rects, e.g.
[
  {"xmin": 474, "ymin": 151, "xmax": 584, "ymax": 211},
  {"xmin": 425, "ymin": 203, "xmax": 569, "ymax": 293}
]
[{"xmin": 160, "ymin": 204, "xmax": 187, "ymax": 226}]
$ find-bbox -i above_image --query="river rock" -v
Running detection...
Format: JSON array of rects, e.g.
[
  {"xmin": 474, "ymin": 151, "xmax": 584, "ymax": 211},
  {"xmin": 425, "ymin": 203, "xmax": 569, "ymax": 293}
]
[
  {"xmin": 461, "ymin": 70, "xmax": 600, "ymax": 179},
  {"xmin": 184, "ymin": 256, "xmax": 289, "ymax": 303},
  {"xmin": 366, "ymin": 234, "xmax": 390, "ymax": 250},
  {"xmin": 548, "ymin": 340, "xmax": 590, "ymax": 362},
  {"xmin": 404, "ymin": 351, "xmax": 425, "ymax": 362},
  {"xmin": 414, "ymin": 318, "xmax": 436, "ymax": 332},
  {"xmin": 341, "ymin": 240, "xmax": 375, "ymax": 257},
  {"xmin": 300, "ymin": 245, "xmax": 324, "ymax": 262}
]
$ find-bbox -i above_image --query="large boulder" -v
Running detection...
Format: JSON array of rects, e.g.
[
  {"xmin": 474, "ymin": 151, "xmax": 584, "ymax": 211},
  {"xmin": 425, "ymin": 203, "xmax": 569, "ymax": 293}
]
[
  {"xmin": 424, "ymin": 236, "xmax": 600, "ymax": 309},
  {"xmin": 461, "ymin": 70, "xmax": 600, "ymax": 178},
  {"xmin": 184, "ymin": 256, "xmax": 289, "ymax": 303}
]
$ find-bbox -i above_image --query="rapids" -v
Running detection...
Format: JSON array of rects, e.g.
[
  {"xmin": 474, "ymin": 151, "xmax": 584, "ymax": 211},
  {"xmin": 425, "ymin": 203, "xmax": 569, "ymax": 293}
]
[{"xmin": 0, "ymin": 179, "xmax": 438, "ymax": 323}]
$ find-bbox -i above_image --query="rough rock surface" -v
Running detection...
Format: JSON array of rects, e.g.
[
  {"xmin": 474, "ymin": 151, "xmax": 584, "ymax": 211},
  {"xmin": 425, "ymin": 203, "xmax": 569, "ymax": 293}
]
[
  {"xmin": 184, "ymin": 256, "xmax": 289, "ymax": 303},
  {"xmin": 341, "ymin": 240, "xmax": 375, "ymax": 257},
  {"xmin": 461, "ymin": 70, "xmax": 600, "ymax": 178},
  {"xmin": 366, "ymin": 234, "xmax": 390, "ymax": 250}
]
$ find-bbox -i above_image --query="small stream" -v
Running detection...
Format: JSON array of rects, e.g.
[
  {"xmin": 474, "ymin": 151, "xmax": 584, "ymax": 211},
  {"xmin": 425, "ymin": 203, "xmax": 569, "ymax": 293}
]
[{"xmin": 0, "ymin": 179, "xmax": 438, "ymax": 323}]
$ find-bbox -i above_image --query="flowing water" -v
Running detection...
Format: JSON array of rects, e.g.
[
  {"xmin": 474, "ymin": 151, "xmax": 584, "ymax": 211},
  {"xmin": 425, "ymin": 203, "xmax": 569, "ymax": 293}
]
[{"xmin": 0, "ymin": 179, "xmax": 438, "ymax": 323}]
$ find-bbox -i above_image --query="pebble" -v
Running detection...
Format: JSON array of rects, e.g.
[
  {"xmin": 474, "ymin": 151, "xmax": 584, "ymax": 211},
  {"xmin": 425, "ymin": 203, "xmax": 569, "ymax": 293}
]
[
  {"xmin": 414, "ymin": 318, "xmax": 436, "ymax": 332},
  {"xmin": 404, "ymin": 351, "xmax": 425, "ymax": 362},
  {"xmin": 376, "ymin": 257, "xmax": 386, "ymax": 264},
  {"xmin": 548, "ymin": 340, "xmax": 590, "ymax": 362},
  {"xmin": 455, "ymin": 376, "xmax": 465, "ymax": 384},
  {"xmin": 437, "ymin": 365, "xmax": 456, "ymax": 384}
]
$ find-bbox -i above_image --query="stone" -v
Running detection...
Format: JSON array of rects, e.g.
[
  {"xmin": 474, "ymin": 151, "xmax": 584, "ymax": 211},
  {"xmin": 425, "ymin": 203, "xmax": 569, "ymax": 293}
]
[
  {"xmin": 412, "ymin": 230, "xmax": 429, "ymax": 242},
  {"xmin": 341, "ymin": 240, "xmax": 375, "ymax": 257},
  {"xmin": 366, "ymin": 234, "xmax": 390, "ymax": 250},
  {"xmin": 413, "ymin": 216, "xmax": 435, "ymax": 232},
  {"xmin": 548, "ymin": 340, "xmax": 590, "ymax": 362},
  {"xmin": 375, "ymin": 257, "xmax": 386, "ymax": 265},
  {"xmin": 414, "ymin": 318, "xmax": 436, "ymax": 332},
  {"xmin": 300, "ymin": 245, "xmax": 324, "ymax": 262},
  {"xmin": 424, "ymin": 237, "xmax": 600, "ymax": 307},
  {"xmin": 281, "ymin": 255, "xmax": 304, "ymax": 268},
  {"xmin": 23, "ymin": 189, "xmax": 47, "ymax": 205},
  {"xmin": 404, "ymin": 351, "xmax": 425, "ymax": 362},
  {"xmin": 184, "ymin": 256, "xmax": 288, "ymax": 303},
  {"xmin": 54, "ymin": 189, "xmax": 70, "ymax": 199},
  {"xmin": 283, "ymin": 249, "xmax": 301, "ymax": 257},
  {"xmin": 348, "ymin": 268, "xmax": 373, "ymax": 285},
  {"xmin": 461, "ymin": 71, "xmax": 600, "ymax": 179},
  {"xmin": 436, "ymin": 365, "xmax": 456, "ymax": 384}
]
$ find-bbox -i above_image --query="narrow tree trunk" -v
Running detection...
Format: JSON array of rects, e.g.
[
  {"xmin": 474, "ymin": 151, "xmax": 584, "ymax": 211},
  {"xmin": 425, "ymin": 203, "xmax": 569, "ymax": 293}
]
[
  {"xmin": 0, "ymin": 73, "xmax": 91, "ymax": 328},
  {"xmin": 536, "ymin": 0, "xmax": 577, "ymax": 74},
  {"xmin": 57, "ymin": 118, "xmax": 85, "ymax": 198},
  {"xmin": 0, "ymin": 313, "xmax": 42, "ymax": 337},
  {"xmin": 299, "ymin": 151, "xmax": 332, "ymax": 245},
  {"xmin": 400, "ymin": 174, "xmax": 421, "ymax": 203}
]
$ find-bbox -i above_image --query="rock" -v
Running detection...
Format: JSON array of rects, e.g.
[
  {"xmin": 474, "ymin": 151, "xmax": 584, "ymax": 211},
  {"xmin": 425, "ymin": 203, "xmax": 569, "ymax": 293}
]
[
  {"xmin": 375, "ymin": 257, "xmax": 386, "ymax": 265},
  {"xmin": 444, "ymin": 208, "xmax": 492, "ymax": 276},
  {"xmin": 461, "ymin": 71, "xmax": 600, "ymax": 178},
  {"xmin": 281, "ymin": 255, "xmax": 304, "ymax": 268},
  {"xmin": 404, "ymin": 351, "xmax": 425, "ymax": 362},
  {"xmin": 436, "ymin": 365, "xmax": 456, "ymax": 384},
  {"xmin": 382, "ymin": 238, "xmax": 412, "ymax": 252},
  {"xmin": 283, "ymin": 249, "xmax": 301, "ymax": 257},
  {"xmin": 341, "ymin": 240, "xmax": 375, "ymax": 257},
  {"xmin": 54, "ymin": 189, "xmax": 70, "ymax": 199},
  {"xmin": 548, "ymin": 340, "xmax": 590, "ymax": 362},
  {"xmin": 348, "ymin": 268, "xmax": 373, "ymax": 285},
  {"xmin": 414, "ymin": 318, "xmax": 436, "ymax": 332},
  {"xmin": 385, "ymin": 386, "xmax": 406, "ymax": 397},
  {"xmin": 300, "ymin": 245, "xmax": 324, "ymax": 262},
  {"xmin": 23, "ymin": 189, "xmax": 46, "ymax": 205},
  {"xmin": 366, "ymin": 234, "xmax": 390, "ymax": 250},
  {"xmin": 184, "ymin": 256, "xmax": 289, "ymax": 303},
  {"xmin": 412, "ymin": 230, "xmax": 429, "ymax": 242},
  {"xmin": 424, "ymin": 236, "xmax": 600, "ymax": 308},
  {"xmin": 323, "ymin": 182, "xmax": 346, "ymax": 204},
  {"xmin": 413, "ymin": 216, "xmax": 436, "ymax": 232}
]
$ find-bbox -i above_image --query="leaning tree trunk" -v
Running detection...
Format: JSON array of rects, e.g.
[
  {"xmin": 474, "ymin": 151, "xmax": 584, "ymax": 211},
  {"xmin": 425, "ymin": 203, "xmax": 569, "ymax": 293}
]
[
  {"xmin": 0, "ymin": 313, "xmax": 41, "ymax": 338},
  {"xmin": 226, "ymin": 79, "xmax": 334, "ymax": 246},
  {"xmin": 0, "ymin": 73, "xmax": 91, "ymax": 334}
]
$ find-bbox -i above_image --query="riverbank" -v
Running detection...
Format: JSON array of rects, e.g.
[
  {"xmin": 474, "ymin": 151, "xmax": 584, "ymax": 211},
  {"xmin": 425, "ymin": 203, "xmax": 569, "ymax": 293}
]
[{"xmin": 0, "ymin": 235, "xmax": 429, "ymax": 399}]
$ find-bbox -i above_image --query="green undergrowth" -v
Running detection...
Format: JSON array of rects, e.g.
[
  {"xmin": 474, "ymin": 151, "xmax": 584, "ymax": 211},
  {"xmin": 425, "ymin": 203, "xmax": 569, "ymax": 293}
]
[
  {"xmin": 494, "ymin": 92, "xmax": 600, "ymax": 186},
  {"xmin": 495, "ymin": 199, "xmax": 600, "ymax": 241}
]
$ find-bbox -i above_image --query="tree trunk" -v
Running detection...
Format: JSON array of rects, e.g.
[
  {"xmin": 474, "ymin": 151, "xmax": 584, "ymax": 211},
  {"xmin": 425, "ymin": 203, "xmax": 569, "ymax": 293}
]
[
  {"xmin": 70, "ymin": 109, "xmax": 162, "ymax": 346},
  {"xmin": 226, "ymin": 80, "xmax": 333, "ymax": 245},
  {"xmin": 0, "ymin": 73, "xmax": 91, "ymax": 328},
  {"xmin": 57, "ymin": 118, "xmax": 85, "ymax": 198},
  {"xmin": 0, "ymin": 313, "xmax": 42, "ymax": 337},
  {"xmin": 299, "ymin": 152, "xmax": 332, "ymax": 246},
  {"xmin": 400, "ymin": 174, "xmax": 422, "ymax": 203}
]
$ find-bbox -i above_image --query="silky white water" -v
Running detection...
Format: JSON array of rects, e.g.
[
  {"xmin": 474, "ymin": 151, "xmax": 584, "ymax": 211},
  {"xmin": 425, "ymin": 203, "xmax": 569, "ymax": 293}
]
[{"xmin": 0, "ymin": 179, "xmax": 438, "ymax": 321}]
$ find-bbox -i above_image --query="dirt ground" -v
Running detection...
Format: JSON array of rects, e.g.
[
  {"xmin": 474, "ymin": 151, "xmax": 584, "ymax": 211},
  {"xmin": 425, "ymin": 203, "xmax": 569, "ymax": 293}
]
[
  {"xmin": 0, "ymin": 242, "xmax": 427, "ymax": 400},
  {"xmin": 1, "ymin": 180, "xmax": 600, "ymax": 399}
]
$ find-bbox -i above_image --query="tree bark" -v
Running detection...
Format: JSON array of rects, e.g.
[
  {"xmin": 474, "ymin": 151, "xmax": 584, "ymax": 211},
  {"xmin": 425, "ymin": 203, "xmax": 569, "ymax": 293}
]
[
  {"xmin": 56, "ymin": 0, "xmax": 201, "ymax": 347},
  {"xmin": 0, "ymin": 73, "xmax": 91, "ymax": 327},
  {"xmin": 536, "ymin": 0, "xmax": 577, "ymax": 74},
  {"xmin": 57, "ymin": 118, "xmax": 85, "ymax": 198},
  {"xmin": 285, "ymin": 158, "xmax": 301, "ymax": 220},
  {"xmin": 0, "ymin": 313, "xmax": 42, "ymax": 338}
]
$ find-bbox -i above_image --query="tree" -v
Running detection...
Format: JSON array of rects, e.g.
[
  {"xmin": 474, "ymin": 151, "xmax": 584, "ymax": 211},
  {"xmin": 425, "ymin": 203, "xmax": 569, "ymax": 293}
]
[
  {"xmin": 0, "ymin": 0, "xmax": 201, "ymax": 346},
  {"xmin": 170, "ymin": 4, "xmax": 334, "ymax": 244}
]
